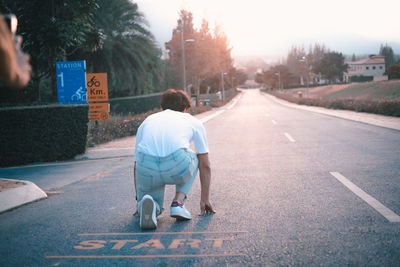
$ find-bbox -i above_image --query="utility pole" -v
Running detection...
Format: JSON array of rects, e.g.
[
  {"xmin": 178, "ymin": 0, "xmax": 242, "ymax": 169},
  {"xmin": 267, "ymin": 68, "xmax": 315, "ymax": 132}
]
[
  {"xmin": 300, "ymin": 56, "xmax": 309, "ymax": 98},
  {"xmin": 221, "ymin": 72, "xmax": 225, "ymax": 101},
  {"xmin": 275, "ymin": 72, "xmax": 281, "ymax": 92},
  {"xmin": 180, "ymin": 24, "xmax": 187, "ymax": 93}
]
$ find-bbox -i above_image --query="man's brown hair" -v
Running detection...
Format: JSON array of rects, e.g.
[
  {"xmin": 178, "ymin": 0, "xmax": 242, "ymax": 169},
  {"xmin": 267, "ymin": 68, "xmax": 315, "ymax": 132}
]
[{"xmin": 161, "ymin": 89, "xmax": 191, "ymax": 112}]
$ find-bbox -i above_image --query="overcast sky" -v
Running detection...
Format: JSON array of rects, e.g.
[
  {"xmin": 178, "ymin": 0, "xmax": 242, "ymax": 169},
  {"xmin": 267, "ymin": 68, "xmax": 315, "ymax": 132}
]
[{"xmin": 134, "ymin": 0, "xmax": 400, "ymax": 59}]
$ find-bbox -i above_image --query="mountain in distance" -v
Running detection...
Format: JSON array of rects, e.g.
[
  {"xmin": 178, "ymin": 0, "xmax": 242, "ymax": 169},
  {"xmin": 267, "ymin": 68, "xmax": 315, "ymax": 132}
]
[
  {"xmin": 234, "ymin": 33, "xmax": 400, "ymax": 67},
  {"xmin": 303, "ymin": 33, "xmax": 400, "ymax": 55}
]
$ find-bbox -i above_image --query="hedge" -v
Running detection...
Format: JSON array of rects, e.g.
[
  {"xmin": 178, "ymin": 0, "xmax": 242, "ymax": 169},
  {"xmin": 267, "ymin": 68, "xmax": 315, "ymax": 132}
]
[
  {"xmin": 110, "ymin": 93, "xmax": 162, "ymax": 115},
  {"xmin": 350, "ymin": 76, "xmax": 374, "ymax": 82},
  {"xmin": 0, "ymin": 104, "xmax": 89, "ymax": 167},
  {"xmin": 388, "ymin": 64, "xmax": 400, "ymax": 79}
]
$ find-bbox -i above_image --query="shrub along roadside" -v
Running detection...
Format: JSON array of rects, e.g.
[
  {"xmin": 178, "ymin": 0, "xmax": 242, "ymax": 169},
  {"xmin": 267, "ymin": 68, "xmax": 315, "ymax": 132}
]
[
  {"xmin": 266, "ymin": 90, "xmax": 400, "ymax": 117},
  {"xmin": 87, "ymin": 105, "xmax": 213, "ymax": 147},
  {"xmin": 87, "ymin": 89, "xmax": 239, "ymax": 147},
  {"xmin": 0, "ymin": 105, "xmax": 89, "ymax": 167},
  {"xmin": 87, "ymin": 110, "xmax": 158, "ymax": 147}
]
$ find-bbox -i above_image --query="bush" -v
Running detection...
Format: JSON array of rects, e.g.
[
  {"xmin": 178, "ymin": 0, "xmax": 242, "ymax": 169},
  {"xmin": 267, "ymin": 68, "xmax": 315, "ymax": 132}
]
[
  {"xmin": 350, "ymin": 76, "xmax": 374, "ymax": 82},
  {"xmin": 86, "ymin": 105, "xmax": 214, "ymax": 147},
  {"xmin": 388, "ymin": 64, "xmax": 400, "ymax": 79},
  {"xmin": 87, "ymin": 110, "xmax": 158, "ymax": 147},
  {"xmin": 0, "ymin": 105, "xmax": 89, "ymax": 167}
]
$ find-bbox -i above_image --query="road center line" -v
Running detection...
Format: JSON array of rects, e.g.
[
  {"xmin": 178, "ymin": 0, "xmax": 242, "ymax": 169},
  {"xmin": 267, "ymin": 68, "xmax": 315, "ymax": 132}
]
[
  {"xmin": 330, "ymin": 172, "xmax": 400, "ymax": 223},
  {"xmin": 284, "ymin": 132, "xmax": 295, "ymax": 142}
]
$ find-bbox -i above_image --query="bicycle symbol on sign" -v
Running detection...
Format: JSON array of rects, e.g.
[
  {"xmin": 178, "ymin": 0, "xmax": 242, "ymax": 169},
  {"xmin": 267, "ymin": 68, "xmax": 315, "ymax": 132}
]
[
  {"xmin": 87, "ymin": 76, "xmax": 100, "ymax": 87},
  {"xmin": 71, "ymin": 86, "xmax": 87, "ymax": 101}
]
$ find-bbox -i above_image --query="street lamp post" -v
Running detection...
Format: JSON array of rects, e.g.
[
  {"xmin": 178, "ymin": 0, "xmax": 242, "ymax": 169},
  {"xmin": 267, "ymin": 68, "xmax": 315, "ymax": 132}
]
[
  {"xmin": 300, "ymin": 56, "xmax": 309, "ymax": 98},
  {"xmin": 180, "ymin": 26, "xmax": 194, "ymax": 94},
  {"xmin": 180, "ymin": 28, "xmax": 186, "ymax": 93},
  {"xmin": 221, "ymin": 72, "xmax": 227, "ymax": 101},
  {"xmin": 275, "ymin": 72, "xmax": 281, "ymax": 92}
]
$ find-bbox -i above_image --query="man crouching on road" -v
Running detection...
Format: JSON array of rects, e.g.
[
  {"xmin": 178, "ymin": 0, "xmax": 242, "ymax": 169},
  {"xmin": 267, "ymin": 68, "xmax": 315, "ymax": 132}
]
[{"xmin": 134, "ymin": 89, "xmax": 215, "ymax": 230}]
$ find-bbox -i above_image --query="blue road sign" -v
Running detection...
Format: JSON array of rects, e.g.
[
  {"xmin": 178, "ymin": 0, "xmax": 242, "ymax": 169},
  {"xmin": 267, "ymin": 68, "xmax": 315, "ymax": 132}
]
[{"xmin": 56, "ymin": 60, "xmax": 87, "ymax": 104}]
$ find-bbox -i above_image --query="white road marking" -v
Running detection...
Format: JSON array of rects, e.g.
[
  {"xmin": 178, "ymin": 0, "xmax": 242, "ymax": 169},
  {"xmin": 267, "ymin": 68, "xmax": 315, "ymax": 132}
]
[
  {"xmin": 227, "ymin": 95, "xmax": 241, "ymax": 110},
  {"xmin": 200, "ymin": 110, "xmax": 225, "ymax": 123},
  {"xmin": 271, "ymin": 120, "xmax": 277, "ymax": 125},
  {"xmin": 330, "ymin": 172, "xmax": 400, "ymax": 223},
  {"xmin": 284, "ymin": 132, "xmax": 295, "ymax": 142},
  {"xmin": 200, "ymin": 94, "xmax": 241, "ymax": 123},
  {"xmin": 265, "ymin": 114, "xmax": 270, "ymax": 117}
]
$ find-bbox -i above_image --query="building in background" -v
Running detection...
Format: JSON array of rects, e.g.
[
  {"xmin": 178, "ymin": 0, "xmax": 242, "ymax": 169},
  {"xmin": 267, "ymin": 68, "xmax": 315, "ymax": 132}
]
[{"xmin": 344, "ymin": 55, "xmax": 387, "ymax": 82}]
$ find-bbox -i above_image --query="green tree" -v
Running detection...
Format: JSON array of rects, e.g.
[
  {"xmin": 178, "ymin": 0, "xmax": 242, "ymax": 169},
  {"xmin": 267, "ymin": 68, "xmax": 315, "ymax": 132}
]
[
  {"xmin": 1, "ymin": 0, "xmax": 98, "ymax": 102},
  {"xmin": 1, "ymin": 0, "xmax": 162, "ymax": 102},
  {"xmin": 256, "ymin": 65, "xmax": 297, "ymax": 89},
  {"xmin": 388, "ymin": 64, "xmax": 400, "ymax": 79},
  {"xmin": 165, "ymin": 9, "xmax": 234, "ymax": 94},
  {"xmin": 165, "ymin": 9, "xmax": 196, "ymax": 91},
  {"xmin": 314, "ymin": 52, "xmax": 347, "ymax": 83},
  {"xmin": 286, "ymin": 45, "xmax": 306, "ymax": 78},
  {"xmin": 72, "ymin": 0, "xmax": 162, "ymax": 97},
  {"xmin": 379, "ymin": 44, "xmax": 395, "ymax": 71}
]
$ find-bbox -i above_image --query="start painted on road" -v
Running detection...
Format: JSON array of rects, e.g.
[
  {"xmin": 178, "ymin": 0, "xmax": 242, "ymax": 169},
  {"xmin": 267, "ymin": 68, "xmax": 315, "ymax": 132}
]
[{"xmin": 45, "ymin": 231, "xmax": 248, "ymax": 259}]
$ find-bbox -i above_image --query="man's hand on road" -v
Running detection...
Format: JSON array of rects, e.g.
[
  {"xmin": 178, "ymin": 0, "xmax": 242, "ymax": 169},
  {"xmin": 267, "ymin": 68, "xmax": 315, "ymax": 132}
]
[{"xmin": 200, "ymin": 200, "xmax": 216, "ymax": 215}]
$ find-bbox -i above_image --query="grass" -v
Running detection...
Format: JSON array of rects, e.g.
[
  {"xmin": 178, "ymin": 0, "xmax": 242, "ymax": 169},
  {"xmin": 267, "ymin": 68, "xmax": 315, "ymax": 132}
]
[
  {"xmin": 324, "ymin": 81, "xmax": 400, "ymax": 100},
  {"xmin": 286, "ymin": 80, "xmax": 400, "ymax": 100},
  {"xmin": 267, "ymin": 80, "xmax": 400, "ymax": 117}
]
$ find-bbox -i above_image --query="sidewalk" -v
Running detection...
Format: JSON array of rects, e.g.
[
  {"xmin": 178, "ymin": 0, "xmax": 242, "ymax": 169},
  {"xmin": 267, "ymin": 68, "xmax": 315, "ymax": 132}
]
[
  {"xmin": 0, "ymin": 179, "xmax": 47, "ymax": 213},
  {"xmin": 1, "ymin": 91, "xmax": 398, "ymax": 213}
]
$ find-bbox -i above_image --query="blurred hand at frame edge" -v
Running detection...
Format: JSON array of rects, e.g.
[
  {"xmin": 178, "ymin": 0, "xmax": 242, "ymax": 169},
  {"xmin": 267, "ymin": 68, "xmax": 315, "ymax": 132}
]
[{"xmin": 0, "ymin": 15, "xmax": 31, "ymax": 89}]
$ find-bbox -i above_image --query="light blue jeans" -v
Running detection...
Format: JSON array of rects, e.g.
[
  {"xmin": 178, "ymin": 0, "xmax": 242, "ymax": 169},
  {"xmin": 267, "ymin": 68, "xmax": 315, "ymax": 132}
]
[{"xmin": 135, "ymin": 148, "xmax": 199, "ymax": 214}]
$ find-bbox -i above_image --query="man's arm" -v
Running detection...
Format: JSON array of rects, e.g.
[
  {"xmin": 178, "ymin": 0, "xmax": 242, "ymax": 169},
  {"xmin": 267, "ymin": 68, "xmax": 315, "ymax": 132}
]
[
  {"xmin": 133, "ymin": 161, "xmax": 138, "ymax": 215},
  {"xmin": 197, "ymin": 153, "xmax": 216, "ymax": 215},
  {"xmin": 134, "ymin": 161, "xmax": 137, "ymax": 198}
]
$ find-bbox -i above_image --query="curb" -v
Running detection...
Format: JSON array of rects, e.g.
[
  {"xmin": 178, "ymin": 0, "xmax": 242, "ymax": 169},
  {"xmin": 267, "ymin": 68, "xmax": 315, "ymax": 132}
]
[{"xmin": 0, "ymin": 178, "xmax": 47, "ymax": 213}]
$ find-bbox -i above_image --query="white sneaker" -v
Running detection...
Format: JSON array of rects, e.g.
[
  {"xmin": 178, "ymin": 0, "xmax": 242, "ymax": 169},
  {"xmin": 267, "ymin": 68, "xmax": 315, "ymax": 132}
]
[
  {"xmin": 170, "ymin": 201, "xmax": 191, "ymax": 220},
  {"xmin": 139, "ymin": 195, "xmax": 157, "ymax": 229}
]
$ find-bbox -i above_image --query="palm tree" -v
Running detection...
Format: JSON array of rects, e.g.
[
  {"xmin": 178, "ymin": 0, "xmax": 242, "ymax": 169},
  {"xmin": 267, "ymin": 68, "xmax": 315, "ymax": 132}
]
[
  {"xmin": 75, "ymin": 0, "xmax": 162, "ymax": 97},
  {"xmin": 2, "ymin": 0, "xmax": 97, "ymax": 102}
]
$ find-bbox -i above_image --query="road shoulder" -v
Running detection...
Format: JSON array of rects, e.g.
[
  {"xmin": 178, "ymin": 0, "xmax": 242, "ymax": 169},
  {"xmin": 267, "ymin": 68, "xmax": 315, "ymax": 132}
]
[{"xmin": 263, "ymin": 92, "xmax": 400, "ymax": 131}]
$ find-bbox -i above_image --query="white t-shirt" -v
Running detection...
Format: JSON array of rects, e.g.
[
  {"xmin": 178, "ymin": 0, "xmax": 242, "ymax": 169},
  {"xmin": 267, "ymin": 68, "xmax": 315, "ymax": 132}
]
[{"xmin": 134, "ymin": 109, "xmax": 209, "ymax": 160}]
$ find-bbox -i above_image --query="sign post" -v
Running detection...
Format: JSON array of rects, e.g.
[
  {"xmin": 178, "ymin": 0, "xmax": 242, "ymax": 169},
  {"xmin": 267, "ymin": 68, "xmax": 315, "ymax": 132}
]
[
  {"xmin": 56, "ymin": 60, "xmax": 87, "ymax": 104},
  {"xmin": 86, "ymin": 73, "xmax": 109, "ymax": 121}
]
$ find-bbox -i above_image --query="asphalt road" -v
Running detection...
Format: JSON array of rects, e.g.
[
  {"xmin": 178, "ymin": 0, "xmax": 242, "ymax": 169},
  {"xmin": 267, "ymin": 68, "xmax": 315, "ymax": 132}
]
[{"xmin": 1, "ymin": 89, "xmax": 399, "ymax": 266}]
